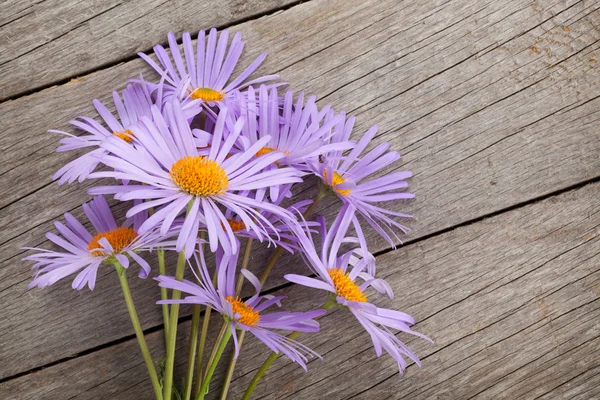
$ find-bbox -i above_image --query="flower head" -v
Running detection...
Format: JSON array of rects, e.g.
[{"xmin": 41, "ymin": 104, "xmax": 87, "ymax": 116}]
[
  {"xmin": 156, "ymin": 247, "xmax": 325, "ymax": 369},
  {"xmin": 52, "ymin": 82, "xmax": 155, "ymax": 184},
  {"xmin": 138, "ymin": 29, "xmax": 279, "ymax": 109},
  {"xmin": 90, "ymin": 101, "xmax": 303, "ymax": 257},
  {"xmin": 228, "ymin": 86, "xmax": 354, "ymax": 202},
  {"xmin": 285, "ymin": 211, "xmax": 431, "ymax": 374},
  {"xmin": 310, "ymin": 113, "xmax": 414, "ymax": 247},
  {"xmin": 236, "ymin": 86, "xmax": 353, "ymax": 169},
  {"xmin": 24, "ymin": 196, "xmax": 174, "ymax": 290}
]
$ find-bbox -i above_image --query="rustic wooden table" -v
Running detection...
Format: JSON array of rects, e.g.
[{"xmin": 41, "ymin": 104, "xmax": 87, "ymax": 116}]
[{"xmin": 1, "ymin": 0, "xmax": 599, "ymax": 398}]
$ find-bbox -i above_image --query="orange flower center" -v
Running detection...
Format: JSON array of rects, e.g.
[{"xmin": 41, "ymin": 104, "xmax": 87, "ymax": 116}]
[
  {"xmin": 226, "ymin": 219, "xmax": 246, "ymax": 232},
  {"xmin": 190, "ymin": 87, "xmax": 225, "ymax": 102},
  {"xmin": 323, "ymin": 170, "xmax": 351, "ymax": 197},
  {"xmin": 87, "ymin": 227, "xmax": 138, "ymax": 256},
  {"xmin": 226, "ymin": 296, "xmax": 260, "ymax": 327},
  {"xmin": 113, "ymin": 129, "xmax": 134, "ymax": 143},
  {"xmin": 328, "ymin": 268, "xmax": 367, "ymax": 302},
  {"xmin": 255, "ymin": 147, "xmax": 290, "ymax": 157},
  {"xmin": 170, "ymin": 156, "xmax": 228, "ymax": 197}
]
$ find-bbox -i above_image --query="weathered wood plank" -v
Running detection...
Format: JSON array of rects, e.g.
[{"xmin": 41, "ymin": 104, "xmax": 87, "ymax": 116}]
[
  {"xmin": 2, "ymin": 174, "xmax": 598, "ymax": 399},
  {"xmin": 2, "ymin": 0, "xmax": 598, "ymax": 244},
  {"xmin": 0, "ymin": 0, "xmax": 299, "ymax": 101},
  {"xmin": 0, "ymin": 285, "xmax": 311, "ymax": 400},
  {"xmin": 3, "ymin": 0, "xmax": 600, "ymax": 246},
  {"xmin": 537, "ymin": 364, "xmax": 600, "ymax": 399},
  {"xmin": 223, "ymin": 182, "xmax": 600, "ymax": 400},
  {"xmin": 1, "ymin": 0, "xmax": 599, "ymax": 382}
]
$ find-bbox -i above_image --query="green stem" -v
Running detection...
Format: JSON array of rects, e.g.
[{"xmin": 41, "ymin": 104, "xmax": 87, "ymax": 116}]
[
  {"xmin": 163, "ymin": 250, "xmax": 187, "ymax": 400},
  {"xmin": 163, "ymin": 202, "xmax": 195, "ymax": 399},
  {"xmin": 194, "ymin": 259, "xmax": 218, "ymax": 397},
  {"xmin": 241, "ymin": 297, "xmax": 337, "ymax": 400},
  {"xmin": 218, "ymin": 238, "xmax": 253, "ymax": 400},
  {"xmin": 158, "ymin": 249, "xmax": 169, "ymax": 344},
  {"xmin": 183, "ymin": 305, "xmax": 201, "ymax": 400},
  {"xmin": 115, "ymin": 262, "xmax": 163, "ymax": 400},
  {"xmin": 192, "ymin": 231, "xmax": 208, "ymax": 393},
  {"xmin": 185, "ymin": 231, "xmax": 207, "ymax": 400},
  {"xmin": 197, "ymin": 326, "xmax": 232, "ymax": 400},
  {"xmin": 235, "ymin": 238, "xmax": 254, "ymax": 295},
  {"xmin": 194, "ymin": 304, "xmax": 212, "ymax": 395},
  {"xmin": 242, "ymin": 331, "xmax": 301, "ymax": 400},
  {"xmin": 302, "ymin": 189, "xmax": 327, "ymax": 220},
  {"xmin": 202, "ymin": 322, "xmax": 227, "ymax": 383},
  {"xmin": 258, "ymin": 246, "xmax": 285, "ymax": 286},
  {"xmin": 220, "ymin": 330, "xmax": 245, "ymax": 400}
]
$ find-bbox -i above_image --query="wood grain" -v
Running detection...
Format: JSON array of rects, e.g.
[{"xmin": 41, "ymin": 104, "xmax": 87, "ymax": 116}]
[
  {"xmin": 225, "ymin": 182, "xmax": 600, "ymax": 400},
  {"xmin": 0, "ymin": 0, "xmax": 299, "ymax": 101},
  {"xmin": 0, "ymin": 0, "xmax": 599, "ymax": 393},
  {"xmin": 2, "ymin": 175, "xmax": 598, "ymax": 399}
]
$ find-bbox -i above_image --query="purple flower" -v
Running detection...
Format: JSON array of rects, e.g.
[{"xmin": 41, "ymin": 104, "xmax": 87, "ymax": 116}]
[
  {"xmin": 24, "ymin": 196, "xmax": 174, "ymax": 290},
  {"xmin": 138, "ymin": 29, "xmax": 279, "ymax": 109},
  {"xmin": 310, "ymin": 112, "xmax": 414, "ymax": 247},
  {"xmin": 285, "ymin": 211, "xmax": 431, "ymax": 374},
  {"xmin": 235, "ymin": 86, "xmax": 353, "ymax": 169},
  {"xmin": 228, "ymin": 86, "xmax": 354, "ymax": 202},
  {"xmin": 52, "ymin": 82, "xmax": 155, "ymax": 185},
  {"xmin": 89, "ymin": 101, "xmax": 303, "ymax": 258},
  {"xmin": 156, "ymin": 248, "xmax": 325, "ymax": 369}
]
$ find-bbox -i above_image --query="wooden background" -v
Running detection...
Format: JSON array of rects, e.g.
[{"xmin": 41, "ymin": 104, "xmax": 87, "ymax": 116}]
[{"xmin": 1, "ymin": 0, "xmax": 599, "ymax": 398}]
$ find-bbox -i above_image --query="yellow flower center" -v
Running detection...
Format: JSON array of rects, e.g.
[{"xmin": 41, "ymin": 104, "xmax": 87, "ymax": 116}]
[
  {"xmin": 328, "ymin": 268, "xmax": 367, "ymax": 302},
  {"xmin": 190, "ymin": 87, "xmax": 225, "ymax": 102},
  {"xmin": 170, "ymin": 156, "xmax": 229, "ymax": 197},
  {"xmin": 113, "ymin": 129, "xmax": 134, "ymax": 143},
  {"xmin": 226, "ymin": 296, "xmax": 260, "ymax": 327},
  {"xmin": 323, "ymin": 170, "xmax": 351, "ymax": 197},
  {"xmin": 255, "ymin": 147, "xmax": 291, "ymax": 157},
  {"xmin": 87, "ymin": 227, "xmax": 138, "ymax": 256}
]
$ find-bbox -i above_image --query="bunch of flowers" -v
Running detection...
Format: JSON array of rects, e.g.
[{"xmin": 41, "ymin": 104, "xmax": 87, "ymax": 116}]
[{"xmin": 24, "ymin": 28, "xmax": 430, "ymax": 400}]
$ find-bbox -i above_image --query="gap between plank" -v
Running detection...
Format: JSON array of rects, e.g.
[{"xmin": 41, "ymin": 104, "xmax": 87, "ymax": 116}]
[{"xmin": 0, "ymin": 0, "xmax": 309, "ymax": 104}]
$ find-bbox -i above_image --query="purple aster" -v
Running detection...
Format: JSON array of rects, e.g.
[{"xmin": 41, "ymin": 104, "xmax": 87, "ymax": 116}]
[
  {"xmin": 309, "ymin": 112, "xmax": 414, "ymax": 247},
  {"xmin": 89, "ymin": 101, "xmax": 303, "ymax": 258},
  {"xmin": 24, "ymin": 196, "xmax": 175, "ymax": 290},
  {"xmin": 156, "ymin": 247, "xmax": 325, "ymax": 369},
  {"xmin": 138, "ymin": 29, "xmax": 279, "ymax": 109},
  {"xmin": 52, "ymin": 81, "xmax": 155, "ymax": 184},
  {"xmin": 229, "ymin": 86, "xmax": 354, "ymax": 201},
  {"xmin": 285, "ymin": 209, "xmax": 431, "ymax": 374},
  {"xmin": 235, "ymin": 86, "xmax": 353, "ymax": 168}
]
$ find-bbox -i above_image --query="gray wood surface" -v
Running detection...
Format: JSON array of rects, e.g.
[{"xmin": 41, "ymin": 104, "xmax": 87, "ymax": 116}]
[
  {"xmin": 3, "ymin": 180, "xmax": 599, "ymax": 399},
  {"xmin": 0, "ymin": 0, "xmax": 298, "ymax": 101},
  {"xmin": 0, "ymin": 0, "xmax": 599, "ymax": 398}
]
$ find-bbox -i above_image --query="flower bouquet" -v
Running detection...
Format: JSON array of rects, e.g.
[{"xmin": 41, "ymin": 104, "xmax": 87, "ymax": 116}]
[{"xmin": 24, "ymin": 28, "xmax": 430, "ymax": 399}]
